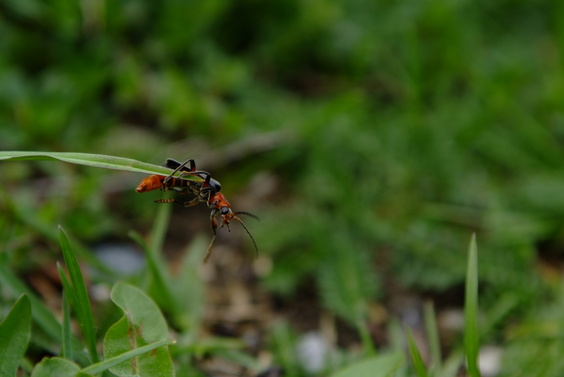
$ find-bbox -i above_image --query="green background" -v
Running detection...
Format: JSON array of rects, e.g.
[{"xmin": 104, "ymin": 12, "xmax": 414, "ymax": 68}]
[{"xmin": 1, "ymin": 0, "xmax": 564, "ymax": 375}]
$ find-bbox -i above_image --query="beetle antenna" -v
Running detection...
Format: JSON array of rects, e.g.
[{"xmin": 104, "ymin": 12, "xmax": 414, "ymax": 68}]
[
  {"xmin": 233, "ymin": 216, "xmax": 259, "ymax": 258},
  {"xmin": 234, "ymin": 211, "xmax": 260, "ymax": 221}
]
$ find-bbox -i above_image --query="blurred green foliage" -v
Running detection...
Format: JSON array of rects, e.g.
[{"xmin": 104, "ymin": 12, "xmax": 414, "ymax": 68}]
[{"xmin": 1, "ymin": 0, "xmax": 564, "ymax": 374}]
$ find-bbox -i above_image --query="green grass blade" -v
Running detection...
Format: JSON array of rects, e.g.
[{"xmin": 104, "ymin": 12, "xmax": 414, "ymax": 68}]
[
  {"xmin": 84, "ymin": 339, "xmax": 174, "ymax": 375},
  {"xmin": 61, "ymin": 290, "xmax": 73, "ymax": 361},
  {"xmin": 423, "ymin": 301, "xmax": 442, "ymax": 373},
  {"xmin": 405, "ymin": 327, "xmax": 430, "ymax": 377},
  {"xmin": 0, "ymin": 151, "xmax": 201, "ymax": 180},
  {"xmin": 464, "ymin": 234, "xmax": 481, "ymax": 377},
  {"xmin": 59, "ymin": 226, "xmax": 99, "ymax": 363},
  {"xmin": 0, "ymin": 294, "xmax": 31, "ymax": 377}
]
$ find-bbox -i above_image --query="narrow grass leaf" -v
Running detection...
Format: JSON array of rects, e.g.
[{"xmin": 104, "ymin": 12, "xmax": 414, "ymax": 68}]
[
  {"xmin": 0, "ymin": 295, "xmax": 31, "ymax": 377},
  {"xmin": 61, "ymin": 290, "xmax": 73, "ymax": 360},
  {"xmin": 103, "ymin": 283, "xmax": 175, "ymax": 377},
  {"xmin": 83, "ymin": 339, "xmax": 174, "ymax": 375},
  {"xmin": 59, "ymin": 226, "xmax": 98, "ymax": 363},
  {"xmin": 329, "ymin": 352, "xmax": 404, "ymax": 377},
  {"xmin": 405, "ymin": 327, "xmax": 430, "ymax": 377},
  {"xmin": 423, "ymin": 301, "xmax": 442, "ymax": 373},
  {"xmin": 464, "ymin": 234, "xmax": 481, "ymax": 377},
  {"xmin": 0, "ymin": 151, "xmax": 199, "ymax": 179}
]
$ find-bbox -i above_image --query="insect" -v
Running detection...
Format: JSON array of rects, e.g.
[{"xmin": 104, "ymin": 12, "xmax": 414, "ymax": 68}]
[{"xmin": 136, "ymin": 159, "xmax": 259, "ymax": 262}]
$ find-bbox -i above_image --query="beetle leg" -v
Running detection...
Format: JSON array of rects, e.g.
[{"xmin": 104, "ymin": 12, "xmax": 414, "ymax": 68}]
[
  {"xmin": 163, "ymin": 159, "xmax": 198, "ymax": 185},
  {"xmin": 155, "ymin": 198, "xmax": 201, "ymax": 207},
  {"xmin": 203, "ymin": 209, "xmax": 219, "ymax": 263}
]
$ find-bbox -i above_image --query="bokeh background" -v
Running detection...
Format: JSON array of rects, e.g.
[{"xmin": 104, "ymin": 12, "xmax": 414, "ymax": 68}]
[{"xmin": 1, "ymin": 0, "xmax": 564, "ymax": 376}]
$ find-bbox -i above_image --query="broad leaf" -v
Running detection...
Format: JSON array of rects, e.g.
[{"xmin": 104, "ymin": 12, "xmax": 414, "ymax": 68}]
[
  {"xmin": 103, "ymin": 283, "xmax": 175, "ymax": 377},
  {"xmin": 31, "ymin": 357, "xmax": 93, "ymax": 377},
  {"xmin": 0, "ymin": 295, "xmax": 31, "ymax": 377}
]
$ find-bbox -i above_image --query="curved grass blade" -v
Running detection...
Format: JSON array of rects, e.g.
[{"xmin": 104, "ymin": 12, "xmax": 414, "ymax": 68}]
[
  {"xmin": 0, "ymin": 151, "xmax": 198, "ymax": 179},
  {"xmin": 58, "ymin": 226, "xmax": 98, "ymax": 363},
  {"xmin": 0, "ymin": 295, "xmax": 31, "ymax": 377},
  {"xmin": 464, "ymin": 234, "xmax": 481, "ymax": 377}
]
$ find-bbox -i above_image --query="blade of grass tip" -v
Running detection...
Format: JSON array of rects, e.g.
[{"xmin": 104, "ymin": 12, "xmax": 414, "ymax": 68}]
[
  {"xmin": 423, "ymin": 301, "xmax": 442, "ymax": 373},
  {"xmin": 464, "ymin": 234, "xmax": 481, "ymax": 377},
  {"xmin": 405, "ymin": 327, "xmax": 430, "ymax": 377},
  {"xmin": 59, "ymin": 226, "xmax": 99, "ymax": 363},
  {"xmin": 356, "ymin": 319, "xmax": 376, "ymax": 356}
]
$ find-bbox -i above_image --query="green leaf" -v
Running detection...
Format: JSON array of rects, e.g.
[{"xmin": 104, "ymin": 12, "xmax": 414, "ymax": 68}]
[
  {"xmin": 58, "ymin": 226, "xmax": 98, "ymax": 362},
  {"xmin": 464, "ymin": 234, "xmax": 481, "ymax": 377},
  {"xmin": 103, "ymin": 283, "xmax": 175, "ymax": 377},
  {"xmin": 83, "ymin": 339, "xmax": 174, "ymax": 375},
  {"xmin": 329, "ymin": 353, "xmax": 404, "ymax": 377},
  {"xmin": 31, "ymin": 357, "xmax": 93, "ymax": 377},
  {"xmin": 61, "ymin": 291, "xmax": 73, "ymax": 361},
  {"xmin": 0, "ymin": 151, "xmax": 180, "ymax": 176},
  {"xmin": 0, "ymin": 295, "xmax": 31, "ymax": 377},
  {"xmin": 0, "ymin": 151, "xmax": 200, "ymax": 186},
  {"xmin": 423, "ymin": 301, "xmax": 442, "ymax": 373},
  {"xmin": 406, "ymin": 327, "xmax": 430, "ymax": 377}
]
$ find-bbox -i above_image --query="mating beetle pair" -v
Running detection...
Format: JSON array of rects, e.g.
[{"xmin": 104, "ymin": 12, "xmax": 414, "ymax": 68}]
[{"xmin": 136, "ymin": 158, "xmax": 258, "ymax": 262}]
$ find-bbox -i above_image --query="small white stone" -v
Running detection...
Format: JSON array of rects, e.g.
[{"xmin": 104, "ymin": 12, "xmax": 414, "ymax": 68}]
[
  {"xmin": 296, "ymin": 332, "xmax": 329, "ymax": 373},
  {"xmin": 479, "ymin": 345, "xmax": 503, "ymax": 377}
]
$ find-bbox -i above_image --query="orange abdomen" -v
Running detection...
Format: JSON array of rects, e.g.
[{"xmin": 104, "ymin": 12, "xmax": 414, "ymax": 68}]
[{"xmin": 135, "ymin": 175, "xmax": 165, "ymax": 193}]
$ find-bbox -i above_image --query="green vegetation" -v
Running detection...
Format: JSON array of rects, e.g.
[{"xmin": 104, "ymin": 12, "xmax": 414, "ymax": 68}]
[{"xmin": 1, "ymin": 0, "xmax": 563, "ymax": 375}]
